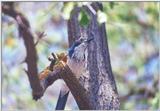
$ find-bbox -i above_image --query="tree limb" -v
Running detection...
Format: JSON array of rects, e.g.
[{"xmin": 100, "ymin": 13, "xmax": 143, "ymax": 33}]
[
  {"xmin": 2, "ymin": 2, "xmax": 43, "ymax": 100},
  {"xmin": 38, "ymin": 53, "xmax": 92, "ymax": 109},
  {"xmin": 38, "ymin": 64, "xmax": 92, "ymax": 109}
]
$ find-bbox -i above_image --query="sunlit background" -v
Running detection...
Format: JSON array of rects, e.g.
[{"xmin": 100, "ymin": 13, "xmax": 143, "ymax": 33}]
[{"xmin": 2, "ymin": 2, "xmax": 159, "ymax": 110}]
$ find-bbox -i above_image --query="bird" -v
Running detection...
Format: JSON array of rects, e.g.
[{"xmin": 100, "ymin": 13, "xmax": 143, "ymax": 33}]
[{"xmin": 55, "ymin": 36, "xmax": 94, "ymax": 110}]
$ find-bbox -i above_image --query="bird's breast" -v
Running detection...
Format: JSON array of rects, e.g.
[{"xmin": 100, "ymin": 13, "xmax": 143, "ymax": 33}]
[{"xmin": 67, "ymin": 57, "xmax": 86, "ymax": 78}]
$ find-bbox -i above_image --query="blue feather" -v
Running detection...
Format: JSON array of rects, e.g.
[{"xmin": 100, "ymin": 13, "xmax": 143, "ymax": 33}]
[
  {"xmin": 68, "ymin": 48, "xmax": 74, "ymax": 58},
  {"xmin": 68, "ymin": 42, "xmax": 81, "ymax": 58}
]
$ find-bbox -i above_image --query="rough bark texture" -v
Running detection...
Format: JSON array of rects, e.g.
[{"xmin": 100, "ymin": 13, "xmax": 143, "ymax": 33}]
[{"xmin": 67, "ymin": 2, "xmax": 120, "ymax": 109}]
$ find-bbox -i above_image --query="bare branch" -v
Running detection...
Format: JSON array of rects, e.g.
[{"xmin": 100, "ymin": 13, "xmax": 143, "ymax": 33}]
[
  {"xmin": 34, "ymin": 31, "xmax": 46, "ymax": 46},
  {"xmin": 2, "ymin": 3, "xmax": 43, "ymax": 100}
]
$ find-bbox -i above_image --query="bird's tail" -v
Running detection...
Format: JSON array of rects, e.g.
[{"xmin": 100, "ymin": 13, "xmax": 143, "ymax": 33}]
[{"xmin": 55, "ymin": 85, "xmax": 70, "ymax": 110}]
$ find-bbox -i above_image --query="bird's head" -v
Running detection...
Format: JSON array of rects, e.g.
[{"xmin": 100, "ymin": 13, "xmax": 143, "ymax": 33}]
[{"xmin": 68, "ymin": 37, "xmax": 94, "ymax": 58}]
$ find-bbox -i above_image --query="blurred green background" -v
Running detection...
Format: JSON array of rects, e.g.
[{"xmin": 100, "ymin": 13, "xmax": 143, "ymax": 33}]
[{"xmin": 2, "ymin": 2, "xmax": 159, "ymax": 110}]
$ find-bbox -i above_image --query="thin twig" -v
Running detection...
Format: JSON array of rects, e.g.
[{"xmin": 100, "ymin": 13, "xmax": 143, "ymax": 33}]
[{"xmin": 34, "ymin": 31, "xmax": 47, "ymax": 46}]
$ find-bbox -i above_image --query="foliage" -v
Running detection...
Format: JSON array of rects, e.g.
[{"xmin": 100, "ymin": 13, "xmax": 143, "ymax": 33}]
[{"xmin": 78, "ymin": 9, "xmax": 90, "ymax": 27}]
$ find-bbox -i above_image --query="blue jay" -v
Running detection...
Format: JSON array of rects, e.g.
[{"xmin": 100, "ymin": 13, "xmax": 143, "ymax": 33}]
[
  {"xmin": 67, "ymin": 37, "xmax": 94, "ymax": 78},
  {"xmin": 55, "ymin": 36, "xmax": 94, "ymax": 110}
]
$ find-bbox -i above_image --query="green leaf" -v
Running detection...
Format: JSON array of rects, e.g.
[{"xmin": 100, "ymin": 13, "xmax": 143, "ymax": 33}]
[{"xmin": 78, "ymin": 9, "xmax": 90, "ymax": 27}]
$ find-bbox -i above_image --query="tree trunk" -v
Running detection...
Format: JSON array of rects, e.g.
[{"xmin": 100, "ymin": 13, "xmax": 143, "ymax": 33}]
[{"xmin": 67, "ymin": 2, "xmax": 120, "ymax": 109}]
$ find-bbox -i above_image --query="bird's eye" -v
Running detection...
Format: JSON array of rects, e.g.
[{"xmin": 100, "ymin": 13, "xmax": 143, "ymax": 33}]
[{"xmin": 80, "ymin": 38, "xmax": 83, "ymax": 41}]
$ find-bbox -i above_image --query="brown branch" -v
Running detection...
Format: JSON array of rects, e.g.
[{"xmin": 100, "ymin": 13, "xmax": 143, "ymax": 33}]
[
  {"xmin": 36, "ymin": 51, "xmax": 91, "ymax": 109},
  {"xmin": 39, "ymin": 66, "xmax": 92, "ymax": 109},
  {"xmin": 2, "ymin": 2, "xmax": 43, "ymax": 100},
  {"xmin": 39, "ymin": 66, "xmax": 61, "ymax": 91},
  {"xmin": 61, "ymin": 65, "xmax": 92, "ymax": 109}
]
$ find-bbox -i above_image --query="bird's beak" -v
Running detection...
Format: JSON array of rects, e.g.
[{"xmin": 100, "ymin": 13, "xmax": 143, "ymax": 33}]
[{"xmin": 86, "ymin": 37, "xmax": 94, "ymax": 43}]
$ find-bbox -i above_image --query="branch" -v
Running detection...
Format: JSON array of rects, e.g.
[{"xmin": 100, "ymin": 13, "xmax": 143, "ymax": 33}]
[
  {"xmin": 38, "ymin": 53, "xmax": 92, "ymax": 109},
  {"xmin": 61, "ymin": 65, "xmax": 92, "ymax": 109},
  {"xmin": 34, "ymin": 31, "xmax": 46, "ymax": 46},
  {"xmin": 2, "ymin": 2, "xmax": 43, "ymax": 100}
]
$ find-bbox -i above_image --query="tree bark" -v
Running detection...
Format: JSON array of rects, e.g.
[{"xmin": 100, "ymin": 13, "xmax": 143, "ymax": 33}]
[{"xmin": 67, "ymin": 2, "xmax": 120, "ymax": 109}]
